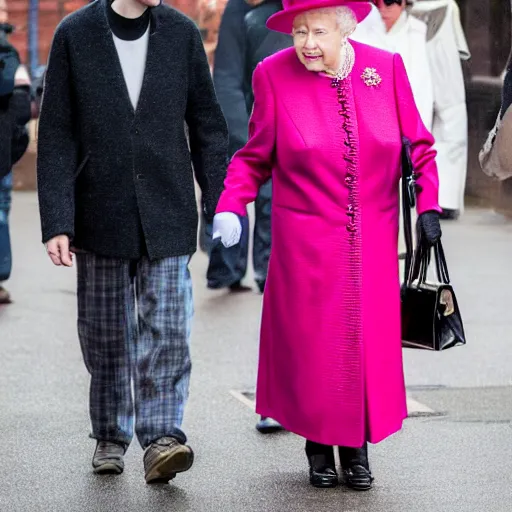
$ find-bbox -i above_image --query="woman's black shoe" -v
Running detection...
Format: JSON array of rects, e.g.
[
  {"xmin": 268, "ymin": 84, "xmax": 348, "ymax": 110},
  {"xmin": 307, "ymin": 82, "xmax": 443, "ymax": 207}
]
[
  {"xmin": 306, "ymin": 440, "xmax": 338, "ymax": 488},
  {"xmin": 342, "ymin": 464, "xmax": 374, "ymax": 491},
  {"xmin": 339, "ymin": 443, "xmax": 374, "ymax": 491}
]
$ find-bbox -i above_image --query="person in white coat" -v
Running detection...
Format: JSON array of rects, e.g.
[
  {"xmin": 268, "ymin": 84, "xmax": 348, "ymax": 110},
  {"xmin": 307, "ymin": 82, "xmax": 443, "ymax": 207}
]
[
  {"xmin": 353, "ymin": 0, "xmax": 469, "ymax": 219},
  {"xmin": 411, "ymin": 0, "xmax": 469, "ymax": 218}
]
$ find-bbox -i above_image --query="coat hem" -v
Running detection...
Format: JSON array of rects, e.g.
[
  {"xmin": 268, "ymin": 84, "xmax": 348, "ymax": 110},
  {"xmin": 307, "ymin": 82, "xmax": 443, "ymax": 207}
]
[{"xmin": 256, "ymin": 405, "xmax": 407, "ymax": 447}]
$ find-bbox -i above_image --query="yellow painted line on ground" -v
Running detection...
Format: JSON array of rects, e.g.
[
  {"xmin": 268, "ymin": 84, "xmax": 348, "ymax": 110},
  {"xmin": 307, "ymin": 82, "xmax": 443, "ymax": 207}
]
[
  {"xmin": 229, "ymin": 390, "xmax": 256, "ymax": 411},
  {"xmin": 406, "ymin": 396, "xmax": 435, "ymax": 416}
]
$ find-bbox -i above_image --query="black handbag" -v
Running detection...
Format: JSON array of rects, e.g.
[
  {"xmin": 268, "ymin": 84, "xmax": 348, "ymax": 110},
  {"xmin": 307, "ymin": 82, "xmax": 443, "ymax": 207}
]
[{"xmin": 400, "ymin": 138, "xmax": 466, "ymax": 351}]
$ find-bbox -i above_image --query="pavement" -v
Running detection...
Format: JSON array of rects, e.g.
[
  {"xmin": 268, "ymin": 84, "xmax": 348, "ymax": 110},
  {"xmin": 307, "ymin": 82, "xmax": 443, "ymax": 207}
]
[{"xmin": 0, "ymin": 193, "xmax": 511, "ymax": 512}]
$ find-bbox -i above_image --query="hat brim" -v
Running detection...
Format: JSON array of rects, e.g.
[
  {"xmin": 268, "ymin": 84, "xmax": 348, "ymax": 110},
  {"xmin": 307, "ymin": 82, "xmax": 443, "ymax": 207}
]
[{"xmin": 266, "ymin": 1, "xmax": 372, "ymax": 34}]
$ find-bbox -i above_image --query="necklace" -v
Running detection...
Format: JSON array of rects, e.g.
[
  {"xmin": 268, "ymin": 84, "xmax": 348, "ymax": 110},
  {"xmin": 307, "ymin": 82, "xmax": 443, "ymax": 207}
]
[{"xmin": 326, "ymin": 41, "xmax": 355, "ymax": 83}]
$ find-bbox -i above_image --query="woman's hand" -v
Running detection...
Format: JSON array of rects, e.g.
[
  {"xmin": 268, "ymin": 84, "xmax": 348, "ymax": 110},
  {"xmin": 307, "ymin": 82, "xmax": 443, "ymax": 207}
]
[
  {"xmin": 418, "ymin": 211, "xmax": 442, "ymax": 246},
  {"xmin": 212, "ymin": 212, "xmax": 242, "ymax": 248}
]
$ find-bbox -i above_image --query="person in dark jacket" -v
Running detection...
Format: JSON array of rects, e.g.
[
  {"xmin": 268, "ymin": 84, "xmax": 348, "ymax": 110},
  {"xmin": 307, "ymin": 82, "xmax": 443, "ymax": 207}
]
[
  {"xmin": 205, "ymin": 0, "xmax": 290, "ymax": 295},
  {"xmin": 208, "ymin": 0, "xmax": 291, "ymax": 434},
  {"xmin": 37, "ymin": 0, "xmax": 228, "ymax": 482},
  {"xmin": 0, "ymin": 26, "xmax": 31, "ymax": 304}
]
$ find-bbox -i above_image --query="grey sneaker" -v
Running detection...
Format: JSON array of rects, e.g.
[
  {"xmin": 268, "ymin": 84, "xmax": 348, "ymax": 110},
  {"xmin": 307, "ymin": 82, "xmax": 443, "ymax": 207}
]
[
  {"xmin": 92, "ymin": 441, "xmax": 125, "ymax": 474},
  {"xmin": 144, "ymin": 437, "xmax": 194, "ymax": 484}
]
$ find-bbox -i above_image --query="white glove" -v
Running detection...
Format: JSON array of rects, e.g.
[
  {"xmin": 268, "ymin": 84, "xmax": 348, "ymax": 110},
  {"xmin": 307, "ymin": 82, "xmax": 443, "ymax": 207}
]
[{"xmin": 212, "ymin": 212, "xmax": 242, "ymax": 248}]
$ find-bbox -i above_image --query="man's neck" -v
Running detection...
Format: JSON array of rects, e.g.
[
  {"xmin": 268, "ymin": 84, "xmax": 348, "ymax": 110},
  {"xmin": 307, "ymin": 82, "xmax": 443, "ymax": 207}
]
[{"xmin": 111, "ymin": 0, "xmax": 148, "ymax": 19}]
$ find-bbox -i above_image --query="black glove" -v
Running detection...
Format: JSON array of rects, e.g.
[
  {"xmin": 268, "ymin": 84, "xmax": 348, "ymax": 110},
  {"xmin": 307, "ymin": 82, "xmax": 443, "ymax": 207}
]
[{"xmin": 418, "ymin": 211, "xmax": 442, "ymax": 246}]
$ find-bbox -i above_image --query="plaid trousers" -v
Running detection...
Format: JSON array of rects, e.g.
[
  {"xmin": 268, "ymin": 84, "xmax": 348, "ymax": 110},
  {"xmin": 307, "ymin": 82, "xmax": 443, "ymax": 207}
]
[{"xmin": 76, "ymin": 253, "xmax": 193, "ymax": 449}]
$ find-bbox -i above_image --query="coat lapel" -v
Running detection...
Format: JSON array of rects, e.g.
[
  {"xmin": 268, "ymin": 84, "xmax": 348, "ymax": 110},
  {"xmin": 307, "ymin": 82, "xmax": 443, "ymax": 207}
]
[
  {"xmin": 89, "ymin": 0, "xmax": 166, "ymax": 117},
  {"xmin": 134, "ymin": 8, "xmax": 169, "ymax": 117}
]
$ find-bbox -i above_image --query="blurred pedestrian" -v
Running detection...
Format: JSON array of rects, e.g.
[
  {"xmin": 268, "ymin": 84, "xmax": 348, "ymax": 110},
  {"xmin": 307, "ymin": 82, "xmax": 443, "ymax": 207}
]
[
  {"xmin": 213, "ymin": 0, "xmax": 442, "ymax": 490},
  {"xmin": 204, "ymin": 0, "xmax": 290, "ymax": 295},
  {"xmin": 37, "ymin": 0, "xmax": 228, "ymax": 483},
  {"xmin": 0, "ymin": 23, "xmax": 32, "ymax": 304},
  {"xmin": 208, "ymin": 0, "xmax": 291, "ymax": 433},
  {"xmin": 479, "ymin": 47, "xmax": 512, "ymax": 181},
  {"xmin": 410, "ymin": 0, "xmax": 469, "ymax": 219},
  {"xmin": 357, "ymin": 0, "xmax": 469, "ymax": 219}
]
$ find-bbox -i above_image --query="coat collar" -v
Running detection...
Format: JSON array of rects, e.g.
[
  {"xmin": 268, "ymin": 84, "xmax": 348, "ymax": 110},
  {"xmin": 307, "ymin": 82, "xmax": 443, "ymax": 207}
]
[{"xmin": 96, "ymin": 0, "xmax": 163, "ymax": 34}]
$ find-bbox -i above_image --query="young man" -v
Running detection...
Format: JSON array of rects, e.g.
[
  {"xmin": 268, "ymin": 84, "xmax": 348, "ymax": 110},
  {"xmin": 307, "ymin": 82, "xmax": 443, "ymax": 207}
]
[{"xmin": 37, "ymin": 0, "xmax": 228, "ymax": 483}]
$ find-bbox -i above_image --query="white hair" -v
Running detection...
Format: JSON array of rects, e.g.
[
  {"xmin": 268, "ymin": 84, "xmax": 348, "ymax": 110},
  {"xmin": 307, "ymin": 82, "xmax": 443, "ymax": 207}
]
[{"xmin": 308, "ymin": 6, "xmax": 358, "ymax": 37}]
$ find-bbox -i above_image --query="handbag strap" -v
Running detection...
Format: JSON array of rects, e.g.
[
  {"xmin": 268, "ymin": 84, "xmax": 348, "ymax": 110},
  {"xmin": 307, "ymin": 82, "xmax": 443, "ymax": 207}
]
[
  {"xmin": 434, "ymin": 241, "xmax": 450, "ymax": 284},
  {"xmin": 401, "ymin": 137, "xmax": 415, "ymax": 285}
]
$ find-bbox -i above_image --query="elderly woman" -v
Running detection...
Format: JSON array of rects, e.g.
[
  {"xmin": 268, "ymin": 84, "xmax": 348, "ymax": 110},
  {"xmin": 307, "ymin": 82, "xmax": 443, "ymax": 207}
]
[{"xmin": 213, "ymin": 0, "xmax": 442, "ymax": 490}]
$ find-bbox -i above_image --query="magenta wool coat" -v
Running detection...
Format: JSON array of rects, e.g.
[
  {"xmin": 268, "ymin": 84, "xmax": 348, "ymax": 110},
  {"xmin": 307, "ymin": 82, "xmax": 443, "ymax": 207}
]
[{"xmin": 216, "ymin": 42, "xmax": 441, "ymax": 447}]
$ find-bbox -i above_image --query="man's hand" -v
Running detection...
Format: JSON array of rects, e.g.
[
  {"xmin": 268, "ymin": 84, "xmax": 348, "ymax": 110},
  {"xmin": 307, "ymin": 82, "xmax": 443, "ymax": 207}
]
[
  {"xmin": 14, "ymin": 64, "xmax": 31, "ymax": 87},
  {"xmin": 45, "ymin": 235, "xmax": 73, "ymax": 267}
]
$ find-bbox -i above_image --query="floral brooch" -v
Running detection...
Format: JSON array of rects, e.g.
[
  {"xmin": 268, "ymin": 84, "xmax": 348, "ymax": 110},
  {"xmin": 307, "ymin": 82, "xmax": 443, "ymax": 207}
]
[{"xmin": 361, "ymin": 67, "xmax": 382, "ymax": 88}]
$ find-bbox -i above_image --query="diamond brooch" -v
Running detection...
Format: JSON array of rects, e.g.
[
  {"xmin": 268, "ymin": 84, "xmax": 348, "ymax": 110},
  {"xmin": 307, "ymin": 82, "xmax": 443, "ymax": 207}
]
[{"xmin": 361, "ymin": 68, "xmax": 382, "ymax": 88}]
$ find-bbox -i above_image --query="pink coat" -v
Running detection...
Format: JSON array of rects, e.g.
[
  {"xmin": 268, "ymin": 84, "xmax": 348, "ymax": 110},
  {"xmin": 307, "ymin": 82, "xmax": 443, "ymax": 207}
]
[{"xmin": 216, "ymin": 42, "xmax": 440, "ymax": 447}]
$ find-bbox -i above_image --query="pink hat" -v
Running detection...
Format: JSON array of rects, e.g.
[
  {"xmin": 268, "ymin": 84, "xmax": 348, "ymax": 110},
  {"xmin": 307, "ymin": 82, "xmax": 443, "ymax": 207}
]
[{"xmin": 267, "ymin": 0, "xmax": 372, "ymax": 34}]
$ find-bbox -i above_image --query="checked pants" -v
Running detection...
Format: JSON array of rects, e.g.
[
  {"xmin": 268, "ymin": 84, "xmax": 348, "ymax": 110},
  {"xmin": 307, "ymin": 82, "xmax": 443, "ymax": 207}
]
[{"xmin": 76, "ymin": 253, "xmax": 193, "ymax": 449}]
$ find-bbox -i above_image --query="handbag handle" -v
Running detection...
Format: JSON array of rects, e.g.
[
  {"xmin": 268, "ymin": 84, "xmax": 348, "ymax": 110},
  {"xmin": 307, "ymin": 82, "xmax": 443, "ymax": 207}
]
[{"xmin": 411, "ymin": 236, "xmax": 451, "ymax": 286}]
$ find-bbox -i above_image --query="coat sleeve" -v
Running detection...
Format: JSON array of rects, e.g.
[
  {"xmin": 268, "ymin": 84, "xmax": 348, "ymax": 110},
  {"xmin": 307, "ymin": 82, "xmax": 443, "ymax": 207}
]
[
  {"xmin": 216, "ymin": 62, "xmax": 275, "ymax": 216},
  {"xmin": 213, "ymin": 0, "xmax": 251, "ymax": 157},
  {"xmin": 393, "ymin": 53, "xmax": 441, "ymax": 215},
  {"xmin": 185, "ymin": 24, "xmax": 229, "ymax": 223},
  {"xmin": 10, "ymin": 85, "xmax": 32, "ymax": 127},
  {"xmin": 10, "ymin": 86, "xmax": 31, "ymax": 166},
  {"xmin": 37, "ymin": 22, "xmax": 77, "ymax": 244}
]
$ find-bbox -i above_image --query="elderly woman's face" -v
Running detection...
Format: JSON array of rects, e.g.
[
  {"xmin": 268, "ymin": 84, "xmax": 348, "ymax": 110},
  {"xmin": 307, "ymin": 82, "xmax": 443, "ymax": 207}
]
[{"xmin": 292, "ymin": 11, "xmax": 344, "ymax": 74}]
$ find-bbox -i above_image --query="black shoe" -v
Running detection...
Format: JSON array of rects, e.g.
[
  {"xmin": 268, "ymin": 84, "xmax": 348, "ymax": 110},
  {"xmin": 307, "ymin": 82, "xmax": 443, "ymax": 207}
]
[
  {"xmin": 440, "ymin": 208, "xmax": 460, "ymax": 220},
  {"xmin": 339, "ymin": 444, "xmax": 374, "ymax": 491},
  {"xmin": 342, "ymin": 464, "xmax": 374, "ymax": 491},
  {"xmin": 256, "ymin": 416, "xmax": 284, "ymax": 434},
  {"xmin": 229, "ymin": 281, "xmax": 252, "ymax": 293},
  {"xmin": 256, "ymin": 279, "xmax": 266, "ymax": 294},
  {"xmin": 306, "ymin": 440, "xmax": 338, "ymax": 488},
  {"xmin": 0, "ymin": 286, "xmax": 11, "ymax": 304}
]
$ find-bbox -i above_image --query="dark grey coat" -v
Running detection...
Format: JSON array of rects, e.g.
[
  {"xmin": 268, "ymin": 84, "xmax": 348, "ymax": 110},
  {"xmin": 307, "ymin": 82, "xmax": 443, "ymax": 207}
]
[{"xmin": 37, "ymin": 0, "xmax": 228, "ymax": 260}]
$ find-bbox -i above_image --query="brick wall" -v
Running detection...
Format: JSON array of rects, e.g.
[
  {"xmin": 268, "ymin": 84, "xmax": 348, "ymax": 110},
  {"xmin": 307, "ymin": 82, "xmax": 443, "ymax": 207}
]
[
  {"xmin": 4, "ymin": 1, "xmax": 224, "ymax": 66},
  {"xmin": 169, "ymin": 0, "xmax": 228, "ymax": 67},
  {"xmin": 5, "ymin": 0, "xmax": 89, "ymax": 65}
]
